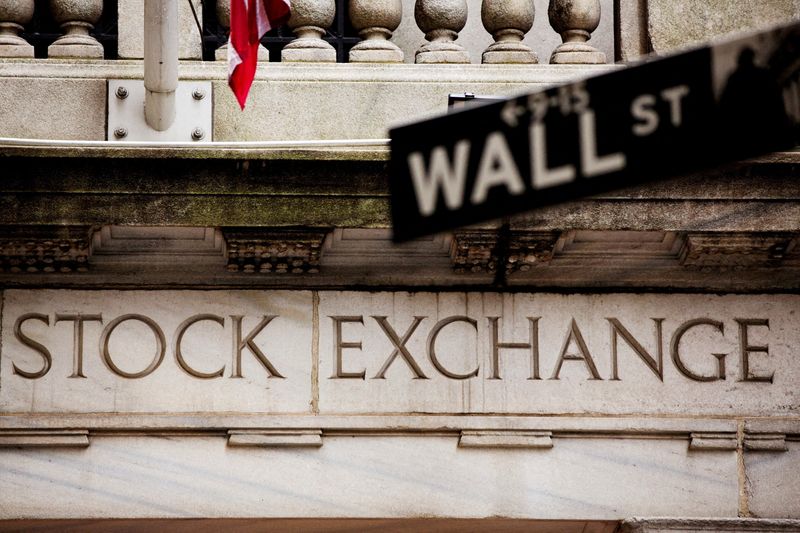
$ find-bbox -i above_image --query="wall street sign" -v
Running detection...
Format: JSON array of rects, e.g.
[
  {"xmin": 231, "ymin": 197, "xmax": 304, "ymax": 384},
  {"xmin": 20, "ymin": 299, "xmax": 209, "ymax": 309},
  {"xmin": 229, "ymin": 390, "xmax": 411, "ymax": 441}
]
[{"xmin": 389, "ymin": 21, "xmax": 800, "ymax": 242}]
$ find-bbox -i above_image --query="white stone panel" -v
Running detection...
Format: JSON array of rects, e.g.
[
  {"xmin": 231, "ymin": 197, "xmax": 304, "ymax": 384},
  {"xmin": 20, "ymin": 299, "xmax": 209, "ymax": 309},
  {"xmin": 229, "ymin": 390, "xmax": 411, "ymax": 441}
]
[
  {"xmin": 0, "ymin": 290, "xmax": 313, "ymax": 414},
  {"xmin": 0, "ymin": 436, "xmax": 737, "ymax": 519},
  {"xmin": 317, "ymin": 292, "xmax": 800, "ymax": 416},
  {"xmin": 746, "ymin": 441, "xmax": 800, "ymax": 518}
]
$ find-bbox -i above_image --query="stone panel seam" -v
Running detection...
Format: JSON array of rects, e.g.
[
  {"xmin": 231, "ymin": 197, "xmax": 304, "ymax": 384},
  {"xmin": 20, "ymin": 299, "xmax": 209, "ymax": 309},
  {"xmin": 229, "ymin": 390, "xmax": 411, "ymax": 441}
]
[
  {"xmin": 311, "ymin": 290, "xmax": 320, "ymax": 415},
  {"xmin": 738, "ymin": 419, "xmax": 752, "ymax": 517}
]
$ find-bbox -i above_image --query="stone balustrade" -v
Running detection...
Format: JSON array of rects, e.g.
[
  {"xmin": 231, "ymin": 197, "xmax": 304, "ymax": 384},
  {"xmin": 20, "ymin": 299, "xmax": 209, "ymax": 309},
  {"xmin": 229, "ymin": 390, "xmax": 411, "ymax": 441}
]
[{"xmin": 0, "ymin": 0, "xmax": 609, "ymax": 64}]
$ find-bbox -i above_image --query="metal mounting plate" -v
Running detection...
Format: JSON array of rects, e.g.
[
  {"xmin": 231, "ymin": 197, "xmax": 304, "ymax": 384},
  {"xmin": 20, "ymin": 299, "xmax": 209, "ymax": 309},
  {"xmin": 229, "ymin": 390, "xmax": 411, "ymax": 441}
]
[{"xmin": 107, "ymin": 80, "xmax": 213, "ymax": 142}]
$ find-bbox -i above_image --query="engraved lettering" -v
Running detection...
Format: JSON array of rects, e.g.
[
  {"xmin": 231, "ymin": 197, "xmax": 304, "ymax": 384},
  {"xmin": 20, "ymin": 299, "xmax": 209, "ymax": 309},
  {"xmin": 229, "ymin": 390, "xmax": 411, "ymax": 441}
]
[
  {"xmin": 551, "ymin": 318, "xmax": 602, "ymax": 380},
  {"xmin": 331, "ymin": 316, "xmax": 366, "ymax": 379},
  {"xmin": 427, "ymin": 316, "xmax": 479, "ymax": 380},
  {"xmin": 372, "ymin": 316, "xmax": 428, "ymax": 379},
  {"xmin": 488, "ymin": 317, "xmax": 541, "ymax": 380},
  {"xmin": 100, "ymin": 314, "xmax": 166, "ymax": 379},
  {"xmin": 736, "ymin": 318, "xmax": 774, "ymax": 383},
  {"xmin": 608, "ymin": 318, "xmax": 664, "ymax": 381},
  {"xmin": 174, "ymin": 314, "xmax": 225, "ymax": 379},
  {"xmin": 12, "ymin": 313, "xmax": 52, "ymax": 379},
  {"xmin": 54, "ymin": 313, "xmax": 103, "ymax": 379},
  {"xmin": 230, "ymin": 315, "xmax": 283, "ymax": 379},
  {"xmin": 670, "ymin": 318, "xmax": 727, "ymax": 382}
]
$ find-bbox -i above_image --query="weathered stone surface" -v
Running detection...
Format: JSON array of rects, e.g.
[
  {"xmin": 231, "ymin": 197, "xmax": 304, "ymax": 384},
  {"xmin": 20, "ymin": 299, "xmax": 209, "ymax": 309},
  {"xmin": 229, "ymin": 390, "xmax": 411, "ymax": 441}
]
[
  {"xmin": 395, "ymin": 0, "xmax": 613, "ymax": 65},
  {"xmin": 647, "ymin": 0, "xmax": 799, "ymax": 55},
  {"xmin": 316, "ymin": 292, "xmax": 799, "ymax": 415},
  {"xmin": 414, "ymin": 0, "xmax": 471, "ymax": 63},
  {"xmin": 3, "ymin": 290, "xmax": 798, "ymax": 417},
  {"xmin": 746, "ymin": 441, "xmax": 800, "ymax": 518},
  {"xmin": 0, "ymin": 435, "xmax": 738, "ymax": 518},
  {"xmin": 349, "ymin": 0, "xmax": 404, "ymax": 63},
  {"xmin": 0, "ymin": 78, "xmax": 106, "ymax": 140},
  {"xmin": 621, "ymin": 518, "xmax": 800, "ymax": 532},
  {"xmin": 118, "ymin": 0, "xmax": 203, "ymax": 59},
  {"xmin": 0, "ymin": 290, "xmax": 313, "ymax": 414},
  {"xmin": 47, "ymin": 0, "xmax": 104, "ymax": 58},
  {"xmin": 282, "ymin": 0, "xmax": 337, "ymax": 63},
  {"xmin": 548, "ymin": 0, "xmax": 606, "ymax": 63},
  {"xmin": 481, "ymin": 0, "xmax": 538, "ymax": 64},
  {"xmin": 0, "ymin": 0, "xmax": 34, "ymax": 58}
]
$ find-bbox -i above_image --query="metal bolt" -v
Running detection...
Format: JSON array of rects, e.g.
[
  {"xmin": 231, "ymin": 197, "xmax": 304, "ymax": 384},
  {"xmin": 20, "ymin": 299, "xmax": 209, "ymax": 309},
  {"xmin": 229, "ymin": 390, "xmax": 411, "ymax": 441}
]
[
  {"xmin": 191, "ymin": 128, "xmax": 205, "ymax": 141},
  {"xmin": 115, "ymin": 86, "xmax": 129, "ymax": 99},
  {"xmin": 113, "ymin": 127, "xmax": 128, "ymax": 139},
  {"xmin": 192, "ymin": 89, "xmax": 206, "ymax": 100}
]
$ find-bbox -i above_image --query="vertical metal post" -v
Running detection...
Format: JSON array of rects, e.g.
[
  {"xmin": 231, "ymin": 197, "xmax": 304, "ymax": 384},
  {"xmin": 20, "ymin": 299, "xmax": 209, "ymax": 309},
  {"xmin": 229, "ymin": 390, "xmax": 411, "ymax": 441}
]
[{"xmin": 144, "ymin": 0, "xmax": 178, "ymax": 131}]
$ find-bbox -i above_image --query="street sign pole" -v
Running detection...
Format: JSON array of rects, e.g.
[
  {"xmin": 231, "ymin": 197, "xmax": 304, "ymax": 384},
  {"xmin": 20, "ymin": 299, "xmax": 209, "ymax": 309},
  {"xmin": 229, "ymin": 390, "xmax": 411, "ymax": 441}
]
[{"xmin": 389, "ymin": 21, "xmax": 800, "ymax": 242}]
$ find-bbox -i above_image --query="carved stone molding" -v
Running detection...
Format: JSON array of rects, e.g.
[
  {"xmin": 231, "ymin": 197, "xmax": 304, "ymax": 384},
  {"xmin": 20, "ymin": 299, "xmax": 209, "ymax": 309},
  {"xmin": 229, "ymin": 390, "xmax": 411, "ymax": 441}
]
[
  {"xmin": 451, "ymin": 230, "xmax": 559, "ymax": 274},
  {"xmin": 506, "ymin": 231, "xmax": 560, "ymax": 273},
  {"xmin": 223, "ymin": 228, "xmax": 329, "ymax": 274},
  {"xmin": 0, "ymin": 225, "xmax": 94, "ymax": 274},
  {"xmin": 451, "ymin": 230, "xmax": 499, "ymax": 274},
  {"xmin": 679, "ymin": 232, "xmax": 796, "ymax": 269}
]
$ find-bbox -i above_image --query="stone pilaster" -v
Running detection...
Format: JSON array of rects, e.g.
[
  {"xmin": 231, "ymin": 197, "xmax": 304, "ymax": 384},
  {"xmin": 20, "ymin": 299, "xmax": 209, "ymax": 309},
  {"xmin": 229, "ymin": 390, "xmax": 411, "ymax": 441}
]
[
  {"xmin": 414, "ymin": 0, "xmax": 470, "ymax": 64},
  {"xmin": 349, "ymin": 0, "xmax": 403, "ymax": 63},
  {"xmin": 481, "ymin": 0, "xmax": 538, "ymax": 64},
  {"xmin": 223, "ymin": 228, "xmax": 329, "ymax": 274},
  {"xmin": 48, "ymin": 0, "xmax": 104, "ymax": 58},
  {"xmin": 215, "ymin": 0, "xmax": 269, "ymax": 62},
  {"xmin": 0, "ymin": 226, "xmax": 93, "ymax": 274},
  {"xmin": 548, "ymin": 0, "xmax": 606, "ymax": 64},
  {"xmin": 281, "ymin": 0, "xmax": 337, "ymax": 63},
  {"xmin": 0, "ymin": 0, "xmax": 34, "ymax": 58}
]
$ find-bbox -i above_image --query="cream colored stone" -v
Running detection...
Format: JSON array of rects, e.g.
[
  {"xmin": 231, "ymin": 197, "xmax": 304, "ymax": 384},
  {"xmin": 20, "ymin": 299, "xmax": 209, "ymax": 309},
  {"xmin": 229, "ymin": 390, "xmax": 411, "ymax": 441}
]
[
  {"xmin": 282, "ymin": 0, "xmax": 337, "ymax": 63},
  {"xmin": 211, "ymin": 63, "xmax": 613, "ymax": 141},
  {"xmin": 393, "ymin": 0, "xmax": 613, "ymax": 65},
  {"xmin": 746, "ymin": 441, "xmax": 800, "ymax": 518},
  {"xmin": 47, "ymin": 0, "xmax": 104, "ymax": 58},
  {"xmin": 0, "ymin": 290, "xmax": 313, "ymax": 414},
  {"xmin": 118, "ymin": 0, "xmax": 203, "ymax": 59},
  {"xmin": 0, "ymin": 0, "xmax": 34, "ymax": 58},
  {"xmin": 349, "ymin": 0, "xmax": 404, "ymax": 63},
  {"xmin": 0, "ymin": 77, "xmax": 106, "ymax": 140},
  {"xmin": 481, "ymin": 0, "xmax": 538, "ymax": 64},
  {"xmin": 0, "ymin": 435, "xmax": 737, "ymax": 518},
  {"xmin": 548, "ymin": 0, "xmax": 606, "ymax": 64},
  {"xmin": 316, "ymin": 292, "xmax": 800, "ymax": 416},
  {"xmin": 414, "ymin": 0, "xmax": 471, "ymax": 63},
  {"xmin": 647, "ymin": 0, "xmax": 798, "ymax": 55}
]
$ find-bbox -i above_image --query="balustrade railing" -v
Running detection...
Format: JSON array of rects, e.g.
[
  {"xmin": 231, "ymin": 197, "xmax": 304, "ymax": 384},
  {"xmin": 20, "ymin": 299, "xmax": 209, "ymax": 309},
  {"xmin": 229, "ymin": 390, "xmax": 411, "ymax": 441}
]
[{"xmin": 0, "ymin": 0, "xmax": 608, "ymax": 64}]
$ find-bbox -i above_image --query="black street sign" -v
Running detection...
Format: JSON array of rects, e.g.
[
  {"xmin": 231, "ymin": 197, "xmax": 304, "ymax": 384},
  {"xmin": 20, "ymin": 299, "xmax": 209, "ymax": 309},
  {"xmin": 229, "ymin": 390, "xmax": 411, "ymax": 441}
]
[{"xmin": 389, "ymin": 21, "xmax": 800, "ymax": 242}]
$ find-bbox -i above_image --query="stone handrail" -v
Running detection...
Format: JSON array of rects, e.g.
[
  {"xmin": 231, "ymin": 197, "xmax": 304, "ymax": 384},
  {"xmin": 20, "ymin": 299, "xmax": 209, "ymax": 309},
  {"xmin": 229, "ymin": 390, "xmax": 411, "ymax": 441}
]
[{"xmin": 0, "ymin": 0, "xmax": 607, "ymax": 64}]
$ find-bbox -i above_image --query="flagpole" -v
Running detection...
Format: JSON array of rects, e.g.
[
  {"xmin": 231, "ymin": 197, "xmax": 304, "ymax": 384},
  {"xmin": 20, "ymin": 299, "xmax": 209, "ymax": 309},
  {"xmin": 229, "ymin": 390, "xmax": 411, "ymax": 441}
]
[{"xmin": 143, "ymin": 0, "xmax": 178, "ymax": 132}]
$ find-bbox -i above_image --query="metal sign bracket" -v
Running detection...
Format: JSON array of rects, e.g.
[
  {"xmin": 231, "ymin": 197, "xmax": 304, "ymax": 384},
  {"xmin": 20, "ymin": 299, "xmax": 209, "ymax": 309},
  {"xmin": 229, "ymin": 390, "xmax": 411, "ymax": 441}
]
[{"xmin": 107, "ymin": 80, "xmax": 213, "ymax": 142}]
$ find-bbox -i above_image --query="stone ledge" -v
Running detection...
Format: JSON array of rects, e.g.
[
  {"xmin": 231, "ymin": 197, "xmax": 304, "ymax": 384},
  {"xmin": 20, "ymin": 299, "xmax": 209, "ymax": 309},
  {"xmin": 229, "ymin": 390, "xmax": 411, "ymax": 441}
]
[{"xmin": 621, "ymin": 518, "xmax": 800, "ymax": 532}]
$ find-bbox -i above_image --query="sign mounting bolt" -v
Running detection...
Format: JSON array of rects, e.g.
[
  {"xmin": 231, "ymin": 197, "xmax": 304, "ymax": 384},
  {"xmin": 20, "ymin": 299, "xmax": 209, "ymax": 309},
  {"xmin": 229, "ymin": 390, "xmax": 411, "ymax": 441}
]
[
  {"xmin": 192, "ymin": 89, "xmax": 206, "ymax": 101},
  {"xmin": 113, "ymin": 127, "xmax": 128, "ymax": 139},
  {"xmin": 115, "ymin": 86, "xmax": 129, "ymax": 100},
  {"xmin": 191, "ymin": 128, "xmax": 205, "ymax": 141}
]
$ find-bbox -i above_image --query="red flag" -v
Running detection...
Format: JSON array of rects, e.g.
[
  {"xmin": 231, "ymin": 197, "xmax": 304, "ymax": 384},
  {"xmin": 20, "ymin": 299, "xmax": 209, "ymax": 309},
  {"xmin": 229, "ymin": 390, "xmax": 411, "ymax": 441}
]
[{"xmin": 228, "ymin": 0, "xmax": 291, "ymax": 110}]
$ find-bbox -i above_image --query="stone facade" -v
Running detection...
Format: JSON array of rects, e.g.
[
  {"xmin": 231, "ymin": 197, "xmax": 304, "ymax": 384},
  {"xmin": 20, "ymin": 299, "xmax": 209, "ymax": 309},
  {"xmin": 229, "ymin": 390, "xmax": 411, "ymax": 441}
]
[{"xmin": 0, "ymin": 0, "xmax": 798, "ymax": 530}]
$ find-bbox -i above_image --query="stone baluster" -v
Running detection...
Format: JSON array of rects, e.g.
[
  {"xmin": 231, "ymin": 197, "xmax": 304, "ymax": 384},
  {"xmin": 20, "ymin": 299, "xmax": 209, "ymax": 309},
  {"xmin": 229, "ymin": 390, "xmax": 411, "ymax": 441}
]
[
  {"xmin": 48, "ymin": 0, "xmax": 104, "ymax": 58},
  {"xmin": 0, "ymin": 0, "xmax": 34, "ymax": 57},
  {"xmin": 548, "ymin": 0, "xmax": 605, "ymax": 64},
  {"xmin": 281, "ymin": 0, "xmax": 336, "ymax": 62},
  {"xmin": 348, "ymin": 0, "xmax": 403, "ymax": 63},
  {"xmin": 481, "ymin": 0, "xmax": 537, "ymax": 64},
  {"xmin": 215, "ymin": 0, "xmax": 269, "ymax": 61},
  {"xmin": 414, "ymin": 0, "xmax": 469, "ymax": 64}
]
